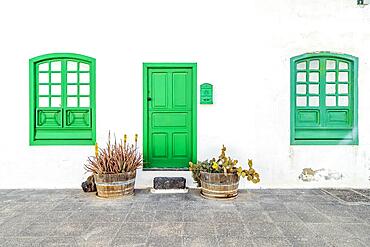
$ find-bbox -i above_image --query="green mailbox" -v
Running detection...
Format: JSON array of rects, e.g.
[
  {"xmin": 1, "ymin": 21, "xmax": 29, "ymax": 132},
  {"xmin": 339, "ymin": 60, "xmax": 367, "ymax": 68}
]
[{"xmin": 200, "ymin": 83, "xmax": 213, "ymax": 104}]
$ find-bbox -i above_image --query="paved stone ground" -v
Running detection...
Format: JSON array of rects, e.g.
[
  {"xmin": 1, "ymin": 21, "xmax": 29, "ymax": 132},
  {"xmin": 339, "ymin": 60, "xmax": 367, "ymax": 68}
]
[{"xmin": 0, "ymin": 189, "xmax": 369, "ymax": 247}]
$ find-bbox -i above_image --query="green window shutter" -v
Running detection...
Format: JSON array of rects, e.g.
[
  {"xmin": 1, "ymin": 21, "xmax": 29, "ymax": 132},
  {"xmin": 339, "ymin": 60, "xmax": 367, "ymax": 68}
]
[
  {"xmin": 290, "ymin": 52, "xmax": 358, "ymax": 145},
  {"xmin": 29, "ymin": 53, "xmax": 96, "ymax": 145}
]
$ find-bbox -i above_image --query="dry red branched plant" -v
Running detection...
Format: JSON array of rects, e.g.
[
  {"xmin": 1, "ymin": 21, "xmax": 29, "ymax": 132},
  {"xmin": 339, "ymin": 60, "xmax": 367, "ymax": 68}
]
[{"xmin": 85, "ymin": 132, "xmax": 142, "ymax": 174}]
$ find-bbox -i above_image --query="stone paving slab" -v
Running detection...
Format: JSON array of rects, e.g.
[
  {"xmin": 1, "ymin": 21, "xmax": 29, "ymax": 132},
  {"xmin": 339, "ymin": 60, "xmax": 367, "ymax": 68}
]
[{"xmin": 0, "ymin": 188, "xmax": 369, "ymax": 246}]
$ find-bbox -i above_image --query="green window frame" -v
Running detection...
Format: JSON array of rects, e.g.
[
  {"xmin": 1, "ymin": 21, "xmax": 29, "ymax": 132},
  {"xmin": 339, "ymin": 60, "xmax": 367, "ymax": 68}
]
[
  {"xmin": 29, "ymin": 53, "xmax": 96, "ymax": 145},
  {"xmin": 290, "ymin": 52, "xmax": 358, "ymax": 145}
]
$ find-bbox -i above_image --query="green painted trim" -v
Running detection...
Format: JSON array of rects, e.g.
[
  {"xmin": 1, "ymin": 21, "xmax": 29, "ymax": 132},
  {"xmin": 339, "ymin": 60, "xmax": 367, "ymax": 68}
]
[
  {"xmin": 29, "ymin": 57, "xmax": 35, "ymax": 146},
  {"xmin": 143, "ymin": 63, "xmax": 197, "ymax": 169},
  {"xmin": 290, "ymin": 52, "xmax": 358, "ymax": 145},
  {"xmin": 90, "ymin": 58, "xmax": 97, "ymax": 145},
  {"xmin": 29, "ymin": 53, "xmax": 96, "ymax": 146},
  {"xmin": 353, "ymin": 55, "xmax": 359, "ymax": 145},
  {"xmin": 143, "ymin": 64, "xmax": 148, "ymax": 163},
  {"xmin": 291, "ymin": 140, "xmax": 357, "ymax": 145},
  {"xmin": 192, "ymin": 64, "xmax": 198, "ymax": 163},
  {"xmin": 30, "ymin": 140, "xmax": 95, "ymax": 145},
  {"xmin": 30, "ymin": 53, "xmax": 95, "ymax": 63}
]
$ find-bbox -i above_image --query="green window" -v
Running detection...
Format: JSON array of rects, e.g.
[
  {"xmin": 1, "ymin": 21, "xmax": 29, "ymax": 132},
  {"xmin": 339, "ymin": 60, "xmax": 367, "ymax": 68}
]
[
  {"xmin": 290, "ymin": 52, "xmax": 358, "ymax": 145},
  {"xmin": 29, "ymin": 53, "xmax": 96, "ymax": 145}
]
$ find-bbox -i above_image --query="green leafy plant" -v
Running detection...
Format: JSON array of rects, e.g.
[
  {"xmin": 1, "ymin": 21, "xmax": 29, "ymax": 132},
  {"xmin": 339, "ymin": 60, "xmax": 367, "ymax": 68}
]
[
  {"xmin": 189, "ymin": 145, "xmax": 260, "ymax": 186},
  {"xmin": 85, "ymin": 132, "xmax": 142, "ymax": 174}
]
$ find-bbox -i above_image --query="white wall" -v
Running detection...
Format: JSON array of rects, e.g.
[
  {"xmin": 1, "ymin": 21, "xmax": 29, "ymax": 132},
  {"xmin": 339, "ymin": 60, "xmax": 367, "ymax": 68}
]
[{"xmin": 0, "ymin": 0, "xmax": 369, "ymax": 189}]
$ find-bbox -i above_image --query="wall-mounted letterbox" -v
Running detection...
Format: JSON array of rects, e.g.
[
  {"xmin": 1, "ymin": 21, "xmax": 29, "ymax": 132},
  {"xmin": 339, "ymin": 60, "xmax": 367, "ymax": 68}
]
[{"xmin": 200, "ymin": 83, "xmax": 213, "ymax": 104}]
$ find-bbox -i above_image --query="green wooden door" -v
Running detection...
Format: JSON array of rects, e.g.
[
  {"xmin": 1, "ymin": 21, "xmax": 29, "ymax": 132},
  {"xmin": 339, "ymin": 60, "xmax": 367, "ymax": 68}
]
[
  {"xmin": 29, "ymin": 53, "xmax": 96, "ymax": 145},
  {"xmin": 291, "ymin": 53, "xmax": 358, "ymax": 145},
  {"xmin": 143, "ymin": 63, "xmax": 197, "ymax": 169}
]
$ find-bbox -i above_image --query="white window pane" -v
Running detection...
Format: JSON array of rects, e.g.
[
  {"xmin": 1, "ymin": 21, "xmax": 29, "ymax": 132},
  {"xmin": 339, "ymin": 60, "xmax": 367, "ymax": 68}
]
[
  {"xmin": 296, "ymin": 96, "xmax": 307, "ymax": 107},
  {"xmin": 39, "ymin": 85, "xmax": 49, "ymax": 95},
  {"xmin": 309, "ymin": 60, "xmax": 319, "ymax": 70},
  {"xmin": 51, "ymin": 73, "xmax": 61, "ymax": 83},
  {"xmin": 338, "ymin": 84, "xmax": 348, "ymax": 94},
  {"xmin": 309, "ymin": 96, "xmax": 319, "ymax": 106},
  {"xmin": 296, "ymin": 84, "xmax": 306, "ymax": 94},
  {"xmin": 80, "ymin": 97, "xmax": 90, "ymax": 107},
  {"xmin": 326, "ymin": 96, "xmax": 336, "ymax": 106},
  {"xmin": 79, "ymin": 63, "xmax": 90, "ymax": 71},
  {"xmin": 326, "ymin": 84, "xmax": 336, "ymax": 94},
  {"xmin": 51, "ymin": 97, "xmax": 61, "ymax": 107},
  {"xmin": 67, "ymin": 73, "xmax": 78, "ymax": 83},
  {"xmin": 326, "ymin": 60, "xmax": 336, "ymax": 70},
  {"xmin": 39, "ymin": 97, "xmax": 49, "ymax": 107},
  {"xmin": 297, "ymin": 72, "xmax": 306, "ymax": 82},
  {"xmin": 67, "ymin": 97, "xmax": 78, "ymax": 107},
  {"xmin": 296, "ymin": 62, "xmax": 306, "ymax": 70},
  {"xmin": 339, "ymin": 62, "xmax": 348, "ymax": 70},
  {"xmin": 67, "ymin": 61, "xmax": 78, "ymax": 71},
  {"xmin": 338, "ymin": 96, "xmax": 348, "ymax": 106},
  {"xmin": 51, "ymin": 85, "xmax": 61, "ymax": 95},
  {"xmin": 67, "ymin": 85, "xmax": 78, "ymax": 95},
  {"xmin": 50, "ymin": 61, "xmax": 61, "ymax": 71},
  {"xmin": 326, "ymin": 72, "xmax": 336, "ymax": 82},
  {"xmin": 38, "ymin": 73, "xmax": 49, "ymax": 83},
  {"xmin": 309, "ymin": 72, "xmax": 319, "ymax": 82},
  {"xmin": 80, "ymin": 73, "xmax": 90, "ymax": 83},
  {"xmin": 38, "ymin": 63, "xmax": 49, "ymax": 71},
  {"xmin": 309, "ymin": 84, "xmax": 319, "ymax": 94},
  {"xmin": 80, "ymin": 85, "xmax": 90, "ymax": 95},
  {"xmin": 338, "ymin": 72, "xmax": 348, "ymax": 82}
]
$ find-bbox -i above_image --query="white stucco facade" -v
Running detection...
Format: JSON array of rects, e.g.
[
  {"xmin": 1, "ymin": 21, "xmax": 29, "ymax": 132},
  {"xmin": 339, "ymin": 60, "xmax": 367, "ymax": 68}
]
[{"xmin": 0, "ymin": 0, "xmax": 370, "ymax": 189}]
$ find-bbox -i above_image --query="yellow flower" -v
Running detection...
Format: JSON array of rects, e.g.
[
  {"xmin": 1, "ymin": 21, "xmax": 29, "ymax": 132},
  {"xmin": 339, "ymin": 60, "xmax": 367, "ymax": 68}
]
[
  {"xmin": 135, "ymin": 133, "xmax": 138, "ymax": 143},
  {"xmin": 248, "ymin": 159, "xmax": 253, "ymax": 168},
  {"xmin": 236, "ymin": 167, "xmax": 243, "ymax": 176},
  {"xmin": 189, "ymin": 162, "xmax": 194, "ymax": 170},
  {"xmin": 212, "ymin": 162, "xmax": 219, "ymax": 170},
  {"xmin": 94, "ymin": 143, "xmax": 99, "ymax": 157},
  {"xmin": 124, "ymin": 134, "xmax": 127, "ymax": 145}
]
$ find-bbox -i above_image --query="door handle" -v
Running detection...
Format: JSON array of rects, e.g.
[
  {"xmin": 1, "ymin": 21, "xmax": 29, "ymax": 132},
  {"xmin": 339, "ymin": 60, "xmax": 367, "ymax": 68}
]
[{"xmin": 147, "ymin": 97, "xmax": 152, "ymax": 101}]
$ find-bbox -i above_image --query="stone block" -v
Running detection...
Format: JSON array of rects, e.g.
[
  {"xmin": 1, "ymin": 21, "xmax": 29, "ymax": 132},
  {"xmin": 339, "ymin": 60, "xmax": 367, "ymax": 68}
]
[{"xmin": 153, "ymin": 177, "xmax": 186, "ymax": 190}]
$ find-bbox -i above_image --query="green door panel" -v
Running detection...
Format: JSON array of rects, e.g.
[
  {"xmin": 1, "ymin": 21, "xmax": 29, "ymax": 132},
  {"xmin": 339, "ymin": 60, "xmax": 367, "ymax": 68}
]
[
  {"xmin": 152, "ymin": 113, "xmax": 188, "ymax": 127},
  {"xmin": 295, "ymin": 129, "xmax": 353, "ymax": 140},
  {"xmin": 173, "ymin": 133, "xmax": 189, "ymax": 157},
  {"xmin": 36, "ymin": 109, "xmax": 62, "ymax": 128},
  {"xmin": 326, "ymin": 110, "xmax": 351, "ymax": 126},
  {"xmin": 151, "ymin": 133, "xmax": 168, "ymax": 157},
  {"xmin": 143, "ymin": 63, "xmax": 197, "ymax": 169},
  {"xmin": 295, "ymin": 109, "xmax": 320, "ymax": 127},
  {"xmin": 35, "ymin": 129, "xmax": 93, "ymax": 139},
  {"xmin": 65, "ymin": 109, "xmax": 91, "ymax": 128}
]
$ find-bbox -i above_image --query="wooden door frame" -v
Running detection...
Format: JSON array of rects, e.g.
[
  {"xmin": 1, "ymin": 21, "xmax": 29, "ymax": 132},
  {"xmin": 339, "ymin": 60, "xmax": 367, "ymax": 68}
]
[{"xmin": 143, "ymin": 63, "xmax": 197, "ymax": 170}]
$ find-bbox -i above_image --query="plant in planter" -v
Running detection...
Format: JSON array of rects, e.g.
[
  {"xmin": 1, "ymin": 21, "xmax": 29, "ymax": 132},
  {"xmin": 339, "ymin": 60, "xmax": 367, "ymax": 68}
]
[
  {"xmin": 85, "ymin": 132, "xmax": 142, "ymax": 198},
  {"xmin": 189, "ymin": 145, "xmax": 260, "ymax": 199}
]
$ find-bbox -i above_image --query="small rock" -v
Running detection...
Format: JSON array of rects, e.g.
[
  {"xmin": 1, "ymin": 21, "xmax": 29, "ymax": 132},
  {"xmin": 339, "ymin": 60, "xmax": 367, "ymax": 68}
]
[{"xmin": 81, "ymin": 175, "xmax": 96, "ymax": 192}]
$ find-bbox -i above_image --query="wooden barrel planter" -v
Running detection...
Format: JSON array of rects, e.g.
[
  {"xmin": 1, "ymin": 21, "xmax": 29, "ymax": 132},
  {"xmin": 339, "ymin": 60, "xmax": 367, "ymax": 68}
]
[
  {"xmin": 94, "ymin": 171, "xmax": 136, "ymax": 198},
  {"xmin": 200, "ymin": 171, "xmax": 240, "ymax": 199}
]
